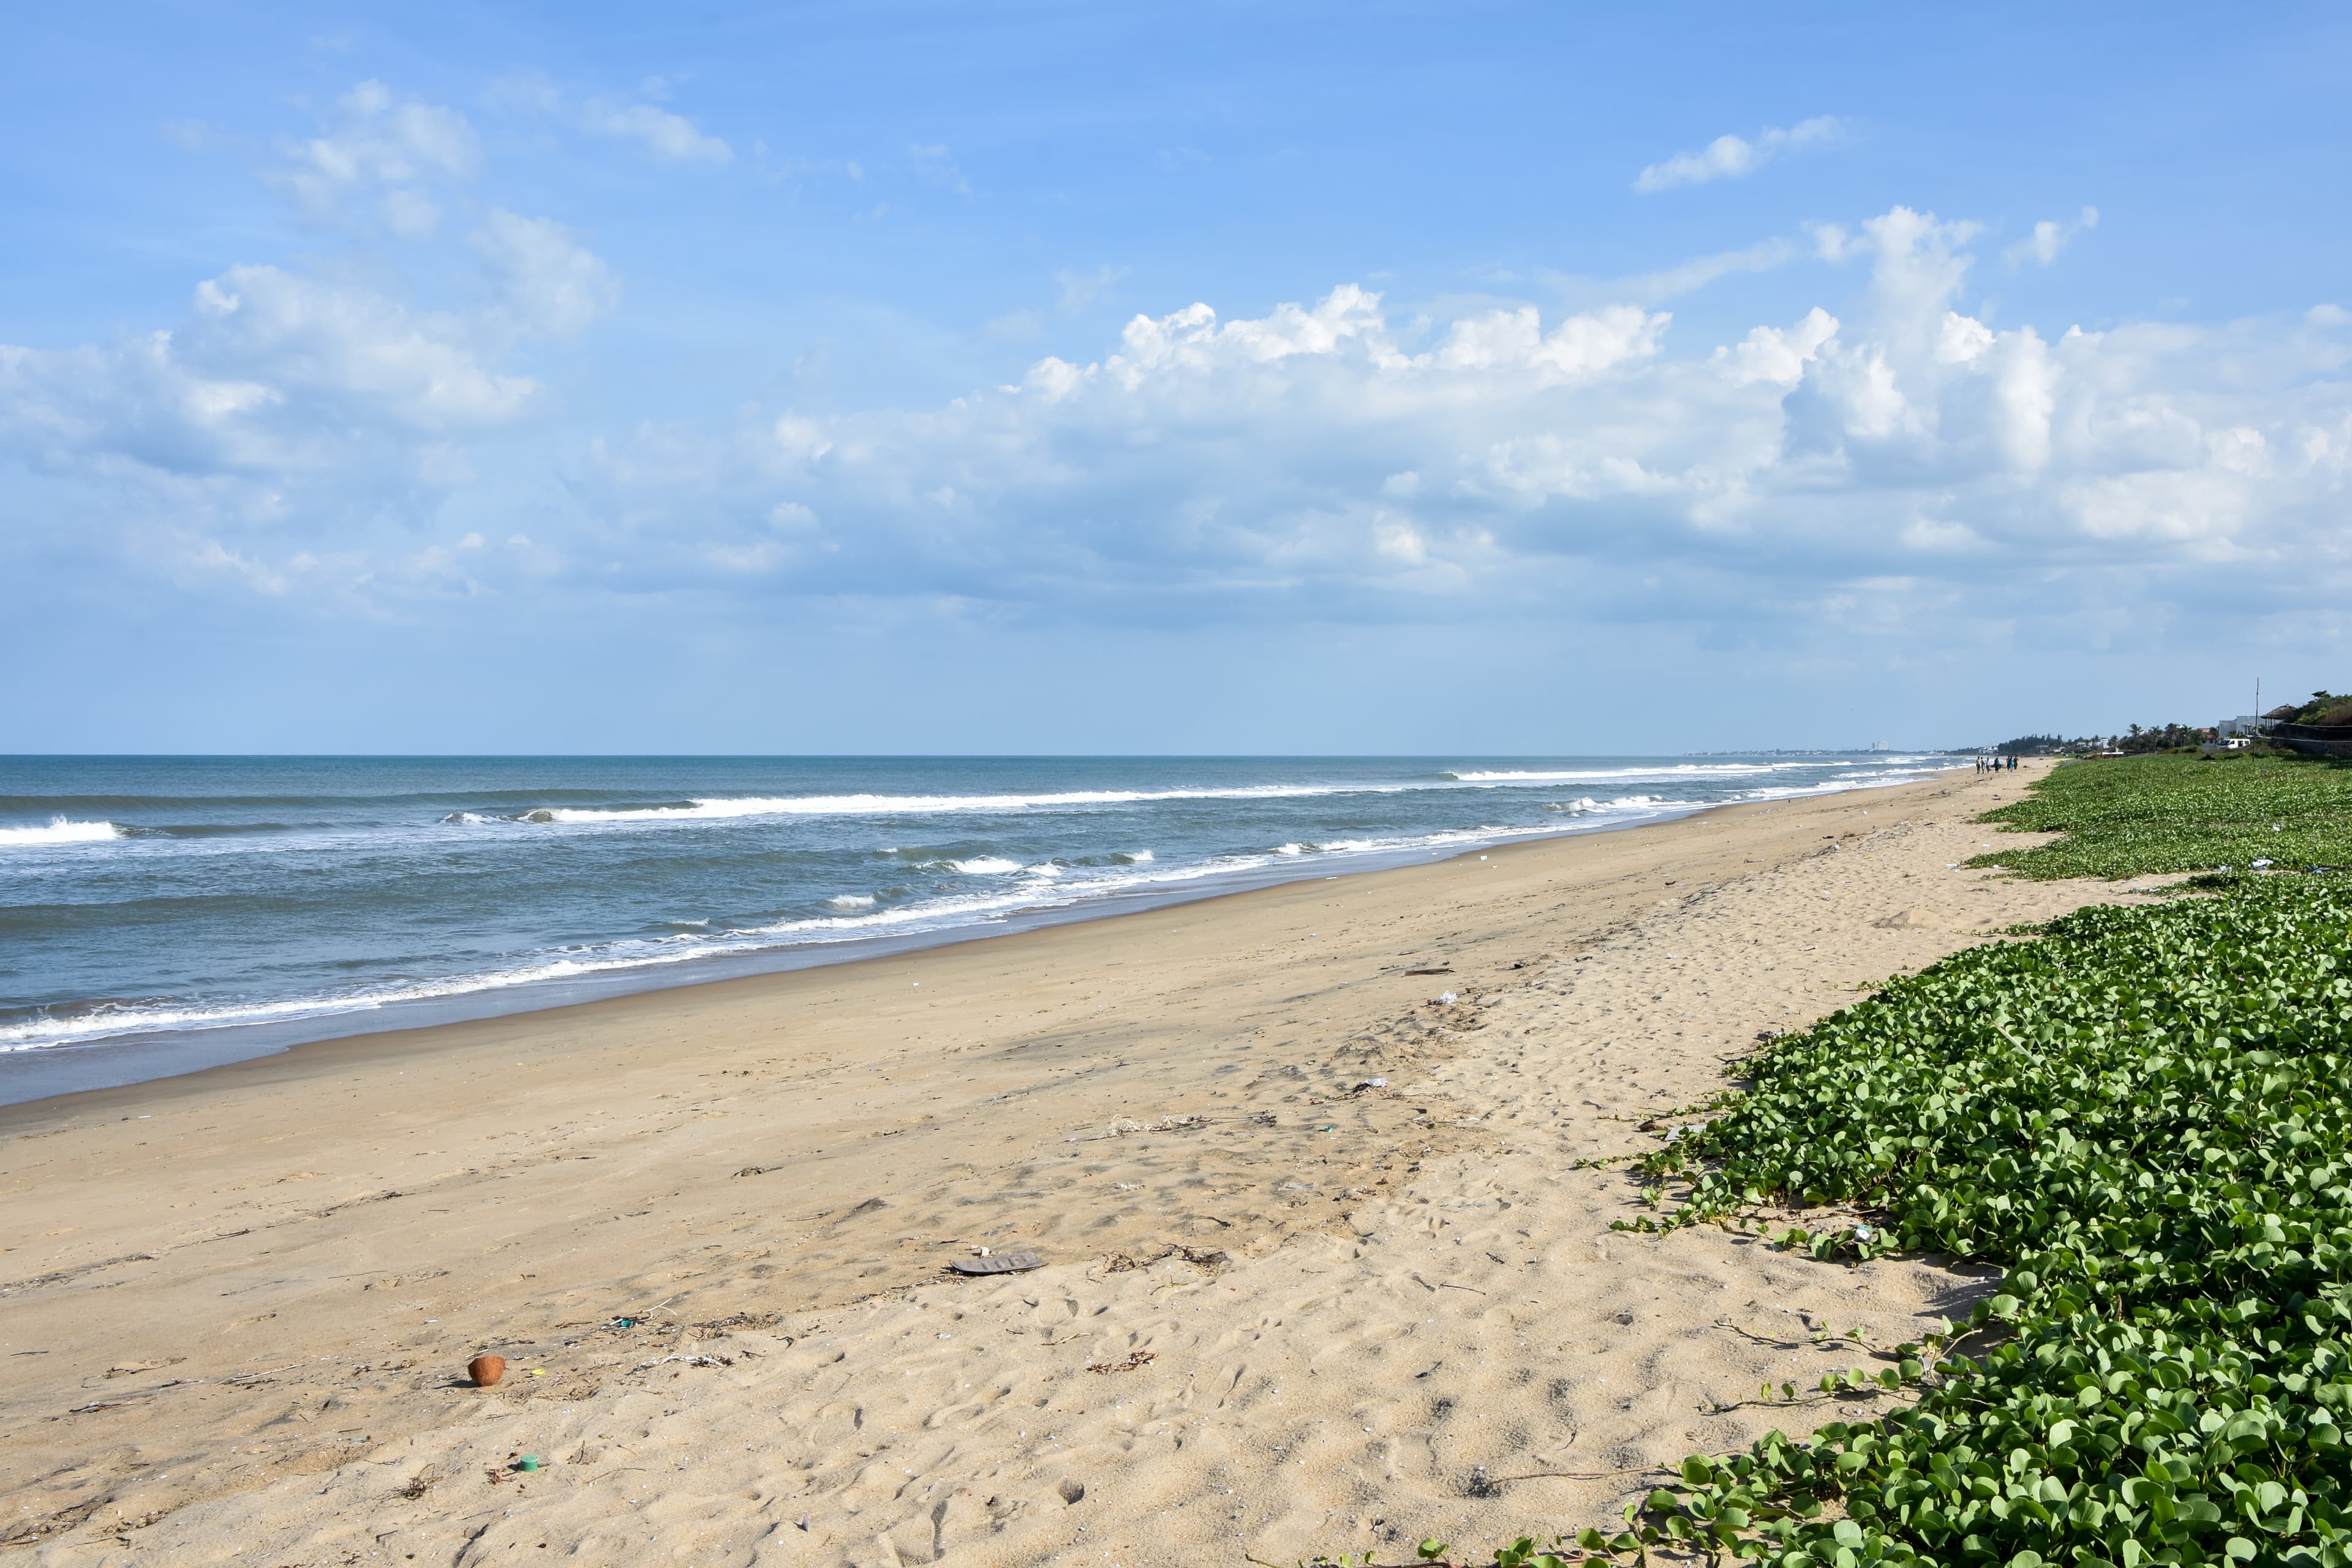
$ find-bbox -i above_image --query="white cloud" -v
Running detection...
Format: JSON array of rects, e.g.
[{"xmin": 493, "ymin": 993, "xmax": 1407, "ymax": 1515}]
[
  {"xmin": 582, "ymin": 99, "xmax": 731, "ymax": 164},
  {"xmin": 275, "ymin": 81, "xmax": 478, "ymax": 231},
  {"xmin": 1, "ymin": 77, "xmax": 621, "ymax": 512},
  {"xmin": 2005, "ymin": 206, "xmax": 2100, "ymax": 268},
  {"xmin": 377, "ymin": 188, "xmax": 443, "ymax": 239},
  {"xmin": 494, "ymin": 72, "xmax": 731, "ymax": 165},
  {"xmin": 474, "ymin": 211, "xmax": 620, "ymax": 336},
  {"xmin": 16, "ymin": 194, "xmax": 2352, "ymax": 644},
  {"xmin": 0, "ymin": 263, "xmax": 535, "ymax": 487},
  {"xmin": 186, "ymin": 262, "xmax": 535, "ymax": 430},
  {"xmin": 1428, "ymin": 303, "xmax": 1666, "ymax": 377},
  {"xmin": 0, "ymin": 212, "xmax": 625, "ymax": 496},
  {"xmin": 1714, "ymin": 307, "xmax": 1841, "ymax": 386},
  {"xmin": 1635, "ymin": 116, "xmax": 1841, "ymax": 192},
  {"xmin": 532, "ymin": 205, "xmax": 2352, "ymax": 636}
]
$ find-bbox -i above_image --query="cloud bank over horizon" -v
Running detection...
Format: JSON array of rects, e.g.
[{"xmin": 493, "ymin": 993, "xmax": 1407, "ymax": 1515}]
[
  {"xmin": 6, "ymin": 6, "xmax": 2351, "ymax": 752},
  {"xmin": 6, "ymin": 100, "xmax": 2344, "ymax": 644}
]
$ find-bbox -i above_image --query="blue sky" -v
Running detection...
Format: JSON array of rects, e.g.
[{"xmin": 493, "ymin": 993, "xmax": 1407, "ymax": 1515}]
[{"xmin": 4, "ymin": 2, "xmax": 2348, "ymax": 753}]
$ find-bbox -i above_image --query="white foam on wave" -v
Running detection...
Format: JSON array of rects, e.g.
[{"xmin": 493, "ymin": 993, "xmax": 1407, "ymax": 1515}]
[
  {"xmin": 456, "ymin": 761, "xmax": 1928, "ymax": 835},
  {"xmin": 4, "ymin": 821, "xmax": 1558, "ymax": 1050},
  {"xmin": 826, "ymin": 894, "xmax": 876, "ymax": 910},
  {"xmin": 1733, "ymin": 763, "xmax": 1957, "ymax": 806},
  {"xmin": 1450, "ymin": 763, "xmax": 1804, "ymax": 783},
  {"xmin": 0, "ymin": 948, "xmax": 710, "ymax": 1054},
  {"xmin": 507, "ymin": 782, "xmax": 1390, "ymax": 826},
  {"xmin": 0, "ymin": 817, "xmax": 124, "ymax": 848},
  {"xmin": 949, "ymin": 856, "xmax": 1023, "ymax": 875}
]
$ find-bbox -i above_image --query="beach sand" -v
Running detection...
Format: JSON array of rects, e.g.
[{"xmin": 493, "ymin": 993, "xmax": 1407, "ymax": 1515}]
[{"xmin": 1, "ymin": 764, "xmax": 2134, "ymax": 1565}]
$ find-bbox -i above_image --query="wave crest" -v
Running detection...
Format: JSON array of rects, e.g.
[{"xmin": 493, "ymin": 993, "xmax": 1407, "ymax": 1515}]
[
  {"xmin": 469, "ymin": 783, "xmax": 1390, "ymax": 827},
  {"xmin": 0, "ymin": 817, "xmax": 124, "ymax": 848}
]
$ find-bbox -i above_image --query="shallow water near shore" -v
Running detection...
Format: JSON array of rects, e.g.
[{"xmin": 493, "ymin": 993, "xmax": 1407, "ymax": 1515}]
[{"xmin": 0, "ymin": 753, "xmax": 1943, "ymax": 1099}]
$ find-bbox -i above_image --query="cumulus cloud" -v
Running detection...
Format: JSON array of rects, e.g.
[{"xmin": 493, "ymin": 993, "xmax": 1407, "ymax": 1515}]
[
  {"xmin": 0, "ymin": 271, "xmax": 535, "ymax": 617},
  {"xmin": 1635, "ymin": 116, "xmax": 1841, "ymax": 192},
  {"xmin": 0, "ymin": 223, "xmax": 615, "ymax": 497},
  {"xmin": 543, "ymin": 205, "xmax": 2350, "ymax": 638},
  {"xmin": 0, "ymin": 75, "xmax": 622, "ymax": 513}
]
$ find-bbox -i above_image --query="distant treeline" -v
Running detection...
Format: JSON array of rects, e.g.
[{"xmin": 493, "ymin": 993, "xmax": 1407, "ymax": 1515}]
[
  {"xmin": 1991, "ymin": 728, "xmax": 2209, "ymax": 755},
  {"xmin": 1991, "ymin": 733, "xmax": 2104, "ymax": 756},
  {"xmin": 2116, "ymin": 722, "xmax": 2214, "ymax": 752},
  {"xmin": 1981, "ymin": 690, "xmax": 2352, "ymax": 757}
]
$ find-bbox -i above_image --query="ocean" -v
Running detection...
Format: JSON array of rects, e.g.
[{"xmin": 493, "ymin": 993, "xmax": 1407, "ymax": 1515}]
[{"xmin": 0, "ymin": 753, "xmax": 1949, "ymax": 1102}]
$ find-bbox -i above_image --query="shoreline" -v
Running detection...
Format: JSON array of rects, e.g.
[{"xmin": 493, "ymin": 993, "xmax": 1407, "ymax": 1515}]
[
  {"xmin": 0, "ymin": 791, "xmax": 1757, "ymax": 1131},
  {"xmin": 0, "ymin": 766, "xmax": 1963, "ymax": 1113},
  {"xmin": 1, "ymin": 763, "xmax": 2114, "ymax": 1566}
]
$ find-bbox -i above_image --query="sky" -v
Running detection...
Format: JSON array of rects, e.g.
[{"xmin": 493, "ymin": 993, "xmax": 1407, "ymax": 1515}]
[{"xmin": 3, "ymin": 1, "xmax": 2348, "ymax": 754}]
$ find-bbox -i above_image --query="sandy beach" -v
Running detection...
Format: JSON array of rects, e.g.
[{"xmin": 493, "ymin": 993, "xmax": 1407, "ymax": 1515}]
[{"xmin": 1, "ymin": 764, "xmax": 2135, "ymax": 1566}]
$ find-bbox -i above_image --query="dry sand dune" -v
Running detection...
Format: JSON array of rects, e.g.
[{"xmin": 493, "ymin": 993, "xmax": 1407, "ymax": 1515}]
[{"xmin": 1, "ymin": 764, "xmax": 2136, "ymax": 1565}]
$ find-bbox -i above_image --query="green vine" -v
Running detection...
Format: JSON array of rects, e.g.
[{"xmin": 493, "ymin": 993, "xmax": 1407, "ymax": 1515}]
[
  {"xmin": 1973, "ymin": 754, "xmax": 2352, "ymax": 881},
  {"xmin": 1613, "ymin": 871, "xmax": 2352, "ymax": 1567}
]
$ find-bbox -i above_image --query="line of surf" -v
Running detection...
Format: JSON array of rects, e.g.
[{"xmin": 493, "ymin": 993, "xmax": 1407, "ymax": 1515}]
[
  {"xmin": 0, "ymin": 804, "xmax": 1714, "ymax": 1053},
  {"xmin": 0, "ymin": 766, "xmax": 1958, "ymax": 1058}
]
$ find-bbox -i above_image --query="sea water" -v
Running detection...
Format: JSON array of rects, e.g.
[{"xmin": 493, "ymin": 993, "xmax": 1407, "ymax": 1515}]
[{"xmin": 0, "ymin": 753, "xmax": 1947, "ymax": 1100}]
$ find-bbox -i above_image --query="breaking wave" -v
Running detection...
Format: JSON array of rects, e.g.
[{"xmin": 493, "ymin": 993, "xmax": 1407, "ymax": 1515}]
[
  {"xmin": 0, "ymin": 818, "xmax": 124, "ymax": 848},
  {"xmin": 476, "ymin": 784, "xmax": 1389, "ymax": 826},
  {"xmin": 1, "ymin": 753, "xmax": 1966, "ymax": 1061}
]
